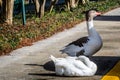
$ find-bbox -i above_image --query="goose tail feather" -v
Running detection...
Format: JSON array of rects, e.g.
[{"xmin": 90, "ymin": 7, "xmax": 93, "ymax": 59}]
[{"xmin": 50, "ymin": 55, "xmax": 56, "ymax": 62}]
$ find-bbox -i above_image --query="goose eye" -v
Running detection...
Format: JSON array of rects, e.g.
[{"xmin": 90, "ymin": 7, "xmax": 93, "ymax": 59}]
[{"xmin": 92, "ymin": 11, "xmax": 96, "ymax": 14}]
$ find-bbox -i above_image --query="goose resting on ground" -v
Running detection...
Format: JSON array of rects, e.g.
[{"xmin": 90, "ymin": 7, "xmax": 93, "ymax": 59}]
[
  {"xmin": 60, "ymin": 9, "xmax": 103, "ymax": 56},
  {"xmin": 50, "ymin": 55, "xmax": 97, "ymax": 76}
]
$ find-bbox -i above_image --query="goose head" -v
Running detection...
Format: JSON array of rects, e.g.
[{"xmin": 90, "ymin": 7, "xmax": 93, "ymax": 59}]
[{"xmin": 86, "ymin": 9, "xmax": 101, "ymax": 21}]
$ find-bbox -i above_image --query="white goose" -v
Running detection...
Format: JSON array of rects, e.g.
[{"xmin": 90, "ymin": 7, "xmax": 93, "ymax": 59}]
[
  {"xmin": 60, "ymin": 9, "xmax": 103, "ymax": 56},
  {"xmin": 50, "ymin": 55, "xmax": 97, "ymax": 76}
]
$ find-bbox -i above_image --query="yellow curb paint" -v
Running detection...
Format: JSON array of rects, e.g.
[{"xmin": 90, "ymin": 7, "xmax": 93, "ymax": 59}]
[{"xmin": 101, "ymin": 61, "xmax": 120, "ymax": 80}]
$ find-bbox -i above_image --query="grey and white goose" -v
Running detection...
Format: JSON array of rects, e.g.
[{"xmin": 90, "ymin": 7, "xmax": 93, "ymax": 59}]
[{"xmin": 60, "ymin": 9, "xmax": 103, "ymax": 56}]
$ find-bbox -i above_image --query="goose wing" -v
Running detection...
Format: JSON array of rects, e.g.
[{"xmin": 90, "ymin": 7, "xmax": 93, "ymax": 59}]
[
  {"xmin": 68, "ymin": 37, "xmax": 89, "ymax": 47},
  {"xmin": 60, "ymin": 37, "xmax": 89, "ymax": 56}
]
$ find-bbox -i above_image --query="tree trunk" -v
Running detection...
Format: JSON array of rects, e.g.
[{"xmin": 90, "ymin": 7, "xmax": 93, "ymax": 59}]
[
  {"xmin": 0, "ymin": 0, "xmax": 5, "ymax": 23},
  {"xmin": 70, "ymin": 0, "xmax": 75, "ymax": 8},
  {"xmin": 65, "ymin": 0, "xmax": 70, "ymax": 10},
  {"xmin": 49, "ymin": 0, "xmax": 58, "ymax": 13},
  {"xmin": 70, "ymin": 0, "xmax": 80, "ymax": 8},
  {"xmin": 0, "ymin": 0, "xmax": 14, "ymax": 24},
  {"xmin": 0, "ymin": 0, "xmax": 2, "ymax": 6},
  {"xmin": 81, "ymin": 0, "xmax": 89, "ymax": 4},
  {"xmin": 75, "ymin": 0, "xmax": 79, "ymax": 6},
  {"xmin": 0, "ymin": 0, "xmax": 2, "ymax": 14},
  {"xmin": 65, "ymin": 0, "xmax": 79, "ymax": 10},
  {"xmin": 32, "ymin": 0, "xmax": 46, "ymax": 18},
  {"xmin": 6, "ymin": 0, "xmax": 14, "ymax": 24},
  {"xmin": 32, "ymin": 0, "xmax": 40, "ymax": 16},
  {"xmin": 39, "ymin": 0, "xmax": 46, "ymax": 18}
]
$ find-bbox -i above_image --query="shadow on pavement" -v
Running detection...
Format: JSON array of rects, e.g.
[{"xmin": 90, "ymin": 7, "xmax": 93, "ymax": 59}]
[
  {"xmin": 95, "ymin": 15, "xmax": 120, "ymax": 21},
  {"xmin": 28, "ymin": 72, "xmax": 56, "ymax": 76},
  {"xmin": 89, "ymin": 56, "xmax": 120, "ymax": 75}
]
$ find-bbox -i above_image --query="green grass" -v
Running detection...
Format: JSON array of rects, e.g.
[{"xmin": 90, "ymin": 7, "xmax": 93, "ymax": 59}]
[{"xmin": 0, "ymin": 0, "xmax": 120, "ymax": 55}]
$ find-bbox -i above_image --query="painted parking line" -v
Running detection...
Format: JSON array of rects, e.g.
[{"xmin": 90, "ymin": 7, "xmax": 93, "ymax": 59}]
[{"xmin": 101, "ymin": 61, "xmax": 120, "ymax": 80}]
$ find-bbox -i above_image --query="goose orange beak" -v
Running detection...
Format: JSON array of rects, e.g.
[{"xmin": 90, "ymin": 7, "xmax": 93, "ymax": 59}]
[{"xmin": 96, "ymin": 12, "xmax": 101, "ymax": 16}]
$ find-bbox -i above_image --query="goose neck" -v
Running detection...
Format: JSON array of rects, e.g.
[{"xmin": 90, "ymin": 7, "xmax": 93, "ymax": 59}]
[{"xmin": 87, "ymin": 20, "xmax": 94, "ymax": 29}]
